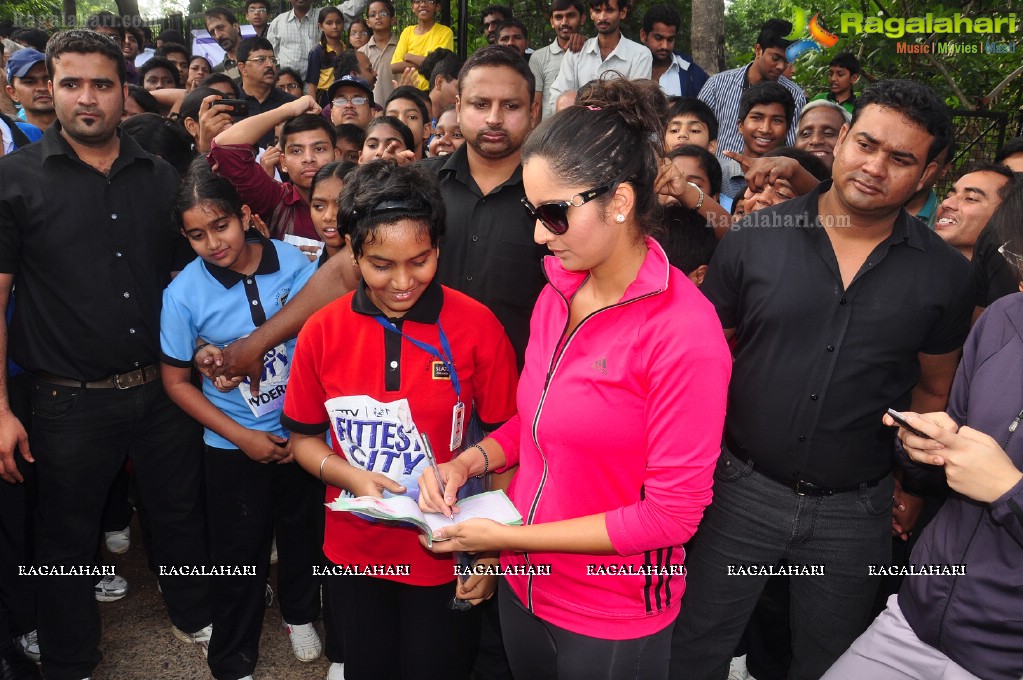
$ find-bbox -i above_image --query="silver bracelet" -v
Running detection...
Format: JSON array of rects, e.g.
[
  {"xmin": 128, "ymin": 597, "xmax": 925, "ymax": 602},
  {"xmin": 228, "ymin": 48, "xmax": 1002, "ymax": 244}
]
[
  {"xmin": 473, "ymin": 444, "xmax": 489, "ymax": 478},
  {"xmin": 686, "ymin": 181, "xmax": 705, "ymax": 211},
  {"xmin": 318, "ymin": 454, "xmax": 332, "ymax": 484}
]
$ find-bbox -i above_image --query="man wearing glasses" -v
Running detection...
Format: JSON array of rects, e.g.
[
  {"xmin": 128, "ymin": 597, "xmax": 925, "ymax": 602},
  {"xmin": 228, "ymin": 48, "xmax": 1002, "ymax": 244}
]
[
  {"xmin": 236, "ymin": 37, "xmax": 297, "ymax": 147},
  {"xmin": 327, "ymin": 74, "xmax": 375, "ymax": 130}
]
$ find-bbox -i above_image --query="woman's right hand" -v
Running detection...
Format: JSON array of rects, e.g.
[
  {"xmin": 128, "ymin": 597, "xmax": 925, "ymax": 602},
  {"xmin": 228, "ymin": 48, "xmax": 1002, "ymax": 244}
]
[
  {"xmin": 348, "ymin": 468, "xmax": 406, "ymax": 498},
  {"xmin": 418, "ymin": 458, "xmax": 471, "ymax": 516}
]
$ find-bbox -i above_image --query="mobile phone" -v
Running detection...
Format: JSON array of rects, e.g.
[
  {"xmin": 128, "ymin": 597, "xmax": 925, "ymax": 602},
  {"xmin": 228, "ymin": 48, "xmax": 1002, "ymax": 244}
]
[
  {"xmin": 215, "ymin": 98, "xmax": 249, "ymax": 117},
  {"xmin": 886, "ymin": 408, "xmax": 931, "ymax": 439}
]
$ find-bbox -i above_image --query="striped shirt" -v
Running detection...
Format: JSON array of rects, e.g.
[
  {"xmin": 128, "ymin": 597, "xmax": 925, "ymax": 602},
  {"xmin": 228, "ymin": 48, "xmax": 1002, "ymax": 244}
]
[
  {"xmin": 698, "ymin": 64, "xmax": 806, "ymax": 156},
  {"xmin": 266, "ymin": 10, "xmax": 320, "ymax": 78}
]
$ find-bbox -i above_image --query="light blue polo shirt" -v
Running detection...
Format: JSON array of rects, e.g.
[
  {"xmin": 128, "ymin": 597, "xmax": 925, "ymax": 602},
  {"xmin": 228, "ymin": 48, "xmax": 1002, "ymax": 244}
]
[{"xmin": 161, "ymin": 235, "xmax": 317, "ymax": 448}]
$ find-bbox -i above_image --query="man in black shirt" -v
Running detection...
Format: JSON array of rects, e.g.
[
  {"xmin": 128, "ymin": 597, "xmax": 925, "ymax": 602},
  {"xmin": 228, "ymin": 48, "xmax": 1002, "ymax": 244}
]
[
  {"xmin": 670, "ymin": 80, "xmax": 972, "ymax": 680},
  {"xmin": 420, "ymin": 46, "xmax": 546, "ymax": 368},
  {"xmin": 0, "ymin": 30, "xmax": 211, "ymax": 678}
]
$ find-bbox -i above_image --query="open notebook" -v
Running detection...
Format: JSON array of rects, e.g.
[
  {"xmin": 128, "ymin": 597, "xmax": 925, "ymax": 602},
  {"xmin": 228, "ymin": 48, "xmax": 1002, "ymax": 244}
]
[{"xmin": 327, "ymin": 490, "xmax": 523, "ymax": 547}]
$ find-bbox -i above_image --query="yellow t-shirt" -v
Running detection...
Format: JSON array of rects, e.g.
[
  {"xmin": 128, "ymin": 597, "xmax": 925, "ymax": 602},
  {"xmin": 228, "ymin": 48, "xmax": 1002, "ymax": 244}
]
[{"xmin": 391, "ymin": 22, "xmax": 454, "ymax": 90}]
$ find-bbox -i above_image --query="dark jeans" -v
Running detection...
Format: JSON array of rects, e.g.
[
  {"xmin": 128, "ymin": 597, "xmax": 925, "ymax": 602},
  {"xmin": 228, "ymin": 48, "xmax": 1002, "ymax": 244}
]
[
  {"xmin": 205, "ymin": 445, "xmax": 323, "ymax": 680},
  {"xmin": 499, "ymin": 580, "xmax": 672, "ymax": 680},
  {"xmin": 32, "ymin": 378, "xmax": 210, "ymax": 680},
  {"xmin": 328, "ymin": 572, "xmax": 480, "ymax": 680},
  {"xmin": 0, "ymin": 373, "xmax": 35, "ymax": 642},
  {"xmin": 670, "ymin": 447, "xmax": 892, "ymax": 680}
]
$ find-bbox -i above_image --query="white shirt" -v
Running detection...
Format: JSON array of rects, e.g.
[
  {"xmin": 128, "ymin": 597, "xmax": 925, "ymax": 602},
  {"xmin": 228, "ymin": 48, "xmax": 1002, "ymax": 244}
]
[
  {"xmin": 548, "ymin": 34, "xmax": 652, "ymax": 117},
  {"xmin": 658, "ymin": 54, "xmax": 695, "ymax": 97},
  {"xmin": 0, "ymin": 118, "xmax": 13, "ymax": 156}
]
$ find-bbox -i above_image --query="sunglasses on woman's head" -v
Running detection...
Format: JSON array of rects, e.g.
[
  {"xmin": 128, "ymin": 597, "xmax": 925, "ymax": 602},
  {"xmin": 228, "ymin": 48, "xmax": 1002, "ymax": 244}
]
[{"xmin": 520, "ymin": 183, "xmax": 614, "ymax": 235}]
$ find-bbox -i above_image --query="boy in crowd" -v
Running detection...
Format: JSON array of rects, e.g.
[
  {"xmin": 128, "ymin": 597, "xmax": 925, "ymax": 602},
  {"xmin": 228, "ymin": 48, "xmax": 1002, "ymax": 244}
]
[
  {"xmin": 334, "ymin": 123, "xmax": 366, "ymax": 163},
  {"xmin": 385, "ymin": 86, "xmax": 432, "ymax": 159},
  {"xmin": 155, "ymin": 42, "xmax": 190, "ymax": 86},
  {"xmin": 795, "ymin": 99, "xmax": 850, "ymax": 171},
  {"xmin": 139, "ymin": 57, "xmax": 180, "ymax": 91},
  {"xmin": 665, "ymin": 96, "xmax": 717, "ymax": 153},
  {"xmin": 390, "ymin": 0, "xmax": 454, "ymax": 91},
  {"xmin": 529, "ymin": 0, "xmax": 586, "ymax": 119},
  {"xmin": 246, "ymin": 0, "xmax": 272, "ymax": 38},
  {"xmin": 668, "ymin": 144, "xmax": 722, "ymax": 203},
  {"xmin": 719, "ymin": 82, "xmax": 794, "ymax": 201},
  {"xmin": 657, "ymin": 203, "xmax": 718, "ymax": 287},
  {"xmin": 210, "ymin": 95, "xmax": 340, "ymax": 241},
  {"xmin": 360, "ymin": 0, "xmax": 398, "ymax": 105},
  {"xmin": 424, "ymin": 52, "xmax": 462, "ymax": 122},
  {"xmin": 812, "ymin": 52, "xmax": 860, "ymax": 114}
]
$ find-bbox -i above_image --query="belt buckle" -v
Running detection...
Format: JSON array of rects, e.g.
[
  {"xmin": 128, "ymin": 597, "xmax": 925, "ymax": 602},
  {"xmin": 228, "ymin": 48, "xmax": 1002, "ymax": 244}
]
[
  {"xmin": 793, "ymin": 479, "xmax": 809, "ymax": 496},
  {"xmin": 113, "ymin": 369, "xmax": 143, "ymax": 389}
]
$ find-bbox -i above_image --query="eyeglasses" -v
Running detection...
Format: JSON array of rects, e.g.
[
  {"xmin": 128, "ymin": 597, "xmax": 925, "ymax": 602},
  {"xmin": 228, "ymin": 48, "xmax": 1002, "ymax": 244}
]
[
  {"xmin": 334, "ymin": 95, "xmax": 368, "ymax": 107},
  {"xmin": 999, "ymin": 242, "xmax": 1023, "ymax": 273},
  {"xmin": 368, "ymin": 10, "xmax": 390, "ymax": 17},
  {"xmin": 412, "ymin": 0, "xmax": 436, "ymax": 5},
  {"xmin": 279, "ymin": 82, "xmax": 302, "ymax": 91},
  {"xmin": 248, "ymin": 7, "xmax": 268, "ymax": 13},
  {"xmin": 246, "ymin": 55, "xmax": 278, "ymax": 65},
  {"xmin": 521, "ymin": 183, "xmax": 614, "ymax": 235},
  {"xmin": 350, "ymin": 30, "xmax": 369, "ymax": 36}
]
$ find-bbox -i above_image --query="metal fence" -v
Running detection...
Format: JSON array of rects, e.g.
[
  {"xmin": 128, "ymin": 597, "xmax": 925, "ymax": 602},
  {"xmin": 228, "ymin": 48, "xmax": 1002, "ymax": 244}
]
[{"xmin": 938, "ymin": 109, "xmax": 1011, "ymax": 196}]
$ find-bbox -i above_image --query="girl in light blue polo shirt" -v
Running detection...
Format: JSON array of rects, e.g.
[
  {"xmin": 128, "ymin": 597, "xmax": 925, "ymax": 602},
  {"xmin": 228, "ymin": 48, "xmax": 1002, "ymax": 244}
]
[{"xmin": 160, "ymin": 158, "xmax": 325, "ymax": 677}]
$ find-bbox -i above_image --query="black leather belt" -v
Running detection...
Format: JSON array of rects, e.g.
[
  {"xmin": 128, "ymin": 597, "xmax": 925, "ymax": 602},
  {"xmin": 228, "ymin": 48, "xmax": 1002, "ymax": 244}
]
[
  {"xmin": 731, "ymin": 450, "xmax": 883, "ymax": 497},
  {"xmin": 36, "ymin": 364, "xmax": 161, "ymax": 390}
]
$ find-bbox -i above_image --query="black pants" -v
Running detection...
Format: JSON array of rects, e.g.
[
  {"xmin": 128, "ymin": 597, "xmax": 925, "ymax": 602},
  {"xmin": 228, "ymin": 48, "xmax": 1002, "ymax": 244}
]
[
  {"xmin": 32, "ymin": 378, "xmax": 210, "ymax": 680},
  {"xmin": 205, "ymin": 445, "xmax": 323, "ymax": 680},
  {"xmin": 498, "ymin": 580, "xmax": 672, "ymax": 680},
  {"xmin": 327, "ymin": 572, "xmax": 480, "ymax": 680},
  {"xmin": 0, "ymin": 374, "xmax": 35, "ymax": 642}
]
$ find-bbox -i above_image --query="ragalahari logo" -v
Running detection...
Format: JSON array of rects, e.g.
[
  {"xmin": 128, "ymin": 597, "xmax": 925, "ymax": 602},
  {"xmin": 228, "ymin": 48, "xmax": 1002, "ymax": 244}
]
[{"xmin": 785, "ymin": 8, "xmax": 840, "ymax": 62}]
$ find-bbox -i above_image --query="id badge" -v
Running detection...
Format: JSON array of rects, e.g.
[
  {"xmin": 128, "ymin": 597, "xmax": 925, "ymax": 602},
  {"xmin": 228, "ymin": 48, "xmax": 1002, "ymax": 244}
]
[{"xmin": 450, "ymin": 401, "xmax": 465, "ymax": 450}]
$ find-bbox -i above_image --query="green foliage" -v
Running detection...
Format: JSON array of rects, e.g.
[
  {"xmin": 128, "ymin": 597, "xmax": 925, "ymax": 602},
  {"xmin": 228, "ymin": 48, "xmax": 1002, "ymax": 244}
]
[{"xmin": 725, "ymin": 0, "xmax": 1023, "ymax": 112}]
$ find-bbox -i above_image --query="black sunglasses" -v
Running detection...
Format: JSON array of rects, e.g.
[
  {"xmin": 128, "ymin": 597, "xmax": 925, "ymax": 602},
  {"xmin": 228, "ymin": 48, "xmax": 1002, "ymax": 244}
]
[{"xmin": 520, "ymin": 183, "xmax": 614, "ymax": 235}]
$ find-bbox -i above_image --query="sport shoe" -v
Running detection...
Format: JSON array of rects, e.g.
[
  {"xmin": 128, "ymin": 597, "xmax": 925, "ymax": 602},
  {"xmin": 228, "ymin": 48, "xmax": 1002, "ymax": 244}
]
[
  {"xmin": 283, "ymin": 622, "xmax": 322, "ymax": 662},
  {"xmin": 16, "ymin": 629, "xmax": 40, "ymax": 662},
  {"xmin": 327, "ymin": 662, "xmax": 346, "ymax": 680},
  {"xmin": 94, "ymin": 574, "xmax": 128, "ymax": 602},
  {"xmin": 171, "ymin": 623, "xmax": 212, "ymax": 658},
  {"xmin": 104, "ymin": 526, "xmax": 131, "ymax": 554}
]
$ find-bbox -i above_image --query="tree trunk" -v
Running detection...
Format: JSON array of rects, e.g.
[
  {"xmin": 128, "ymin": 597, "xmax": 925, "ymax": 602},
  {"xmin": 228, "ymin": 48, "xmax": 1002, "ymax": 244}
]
[
  {"xmin": 691, "ymin": 0, "xmax": 725, "ymax": 75},
  {"xmin": 115, "ymin": 0, "xmax": 140, "ymax": 18},
  {"xmin": 62, "ymin": 0, "xmax": 76, "ymax": 27}
]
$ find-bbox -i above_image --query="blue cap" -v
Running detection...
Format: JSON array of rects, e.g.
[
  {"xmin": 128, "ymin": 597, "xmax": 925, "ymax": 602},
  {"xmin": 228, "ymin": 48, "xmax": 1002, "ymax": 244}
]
[
  {"xmin": 6, "ymin": 48, "xmax": 46, "ymax": 83},
  {"xmin": 326, "ymin": 75, "xmax": 374, "ymax": 107}
]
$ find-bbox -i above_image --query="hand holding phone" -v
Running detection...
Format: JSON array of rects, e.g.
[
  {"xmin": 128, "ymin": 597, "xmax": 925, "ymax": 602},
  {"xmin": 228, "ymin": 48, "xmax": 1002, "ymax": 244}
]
[{"xmin": 886, "ymin": 408, "xmax": 931, "ymax": 440}]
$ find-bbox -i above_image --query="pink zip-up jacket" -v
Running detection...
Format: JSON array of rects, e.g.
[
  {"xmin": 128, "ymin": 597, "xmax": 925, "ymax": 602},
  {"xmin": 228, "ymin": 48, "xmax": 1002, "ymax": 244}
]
[{"xmin": 491, "ymin": 237, "xmax": 731, "ymax": 640}]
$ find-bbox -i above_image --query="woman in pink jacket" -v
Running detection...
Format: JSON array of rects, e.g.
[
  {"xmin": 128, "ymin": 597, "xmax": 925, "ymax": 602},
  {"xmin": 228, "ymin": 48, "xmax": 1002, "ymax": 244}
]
[{"xmin": 418, "ymin": 78, "xmax": 731, "ymax": 679}]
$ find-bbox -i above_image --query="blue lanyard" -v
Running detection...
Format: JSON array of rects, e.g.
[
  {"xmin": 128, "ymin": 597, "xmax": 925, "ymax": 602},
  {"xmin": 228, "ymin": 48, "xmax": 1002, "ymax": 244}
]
[{"xmin": 373, "ymin": 316, "xmax": 461, "ymax": 401}]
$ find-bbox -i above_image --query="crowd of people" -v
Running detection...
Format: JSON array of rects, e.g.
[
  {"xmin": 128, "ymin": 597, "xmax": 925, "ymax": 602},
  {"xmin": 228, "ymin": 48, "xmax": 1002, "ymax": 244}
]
[{"xmin": 0, "ymin": 3, "xmax": 1022, "ymax": 680}]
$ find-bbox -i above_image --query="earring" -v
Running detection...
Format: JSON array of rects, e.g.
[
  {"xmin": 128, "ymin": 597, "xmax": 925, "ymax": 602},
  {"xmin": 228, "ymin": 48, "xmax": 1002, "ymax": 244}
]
[{"xmin": 615, "ymin": 214, "xmax": 625, "ymax": 223}]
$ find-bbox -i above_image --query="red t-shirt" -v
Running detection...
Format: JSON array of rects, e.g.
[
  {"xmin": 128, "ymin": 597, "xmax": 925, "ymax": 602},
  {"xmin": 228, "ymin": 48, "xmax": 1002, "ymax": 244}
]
[{"xmin": 282, "ymin": 282, "xmax": 518, "ymax": 585}]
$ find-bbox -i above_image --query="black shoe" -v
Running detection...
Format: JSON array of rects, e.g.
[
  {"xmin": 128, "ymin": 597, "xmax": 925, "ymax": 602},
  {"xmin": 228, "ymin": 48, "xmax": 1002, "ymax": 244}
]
[{"xmin": 0, "ymin": 645, "xmax": 41, "ymax": 680}]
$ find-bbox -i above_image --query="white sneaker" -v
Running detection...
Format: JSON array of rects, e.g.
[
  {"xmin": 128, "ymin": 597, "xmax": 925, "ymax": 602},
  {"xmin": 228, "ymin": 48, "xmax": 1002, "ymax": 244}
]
[
  {"xmin": 94, "ymin": 574, "xmax": 129, "ymax": 602},
  {"xmin": 16, "ymin": 629, "xmax": 40, "ymax": 662},
  {"xmin": 104, "ymin": 526, "xmax": 131, "ymax": 554},
  {"xmin": 327, "ymin": 662, "xmax": 346, "ymax": 680},
  {"xmin": 283, "ymin": 621, "xmax": 322, "ymax": 661},
  {"xmin": 728, "ymin": 654, "xmax": 751, "ymax": 680},
  {"xmin": 172, "ymin": 623, "xmax": 212, "ymax": 658}
]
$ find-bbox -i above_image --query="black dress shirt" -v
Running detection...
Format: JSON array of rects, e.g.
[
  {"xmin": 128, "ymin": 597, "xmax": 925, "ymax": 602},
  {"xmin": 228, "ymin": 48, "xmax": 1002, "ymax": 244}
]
[
  {"xmin": 420, "ymin": 145, "xmax": 548, "ymax": 367},
  {"xmin": 0, "ymin": 124, "xmax": 182, "ymax": 380},
  {"xmin": 702, "ymin": 181, "xmax": 973, "ymax": 487}
]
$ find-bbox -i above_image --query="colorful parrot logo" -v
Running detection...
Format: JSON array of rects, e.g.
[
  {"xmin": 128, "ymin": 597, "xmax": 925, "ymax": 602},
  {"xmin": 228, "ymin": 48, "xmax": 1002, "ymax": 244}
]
[{"xmin": 786, "ymin": 8, "xmax": 840, "ymax": 62}]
